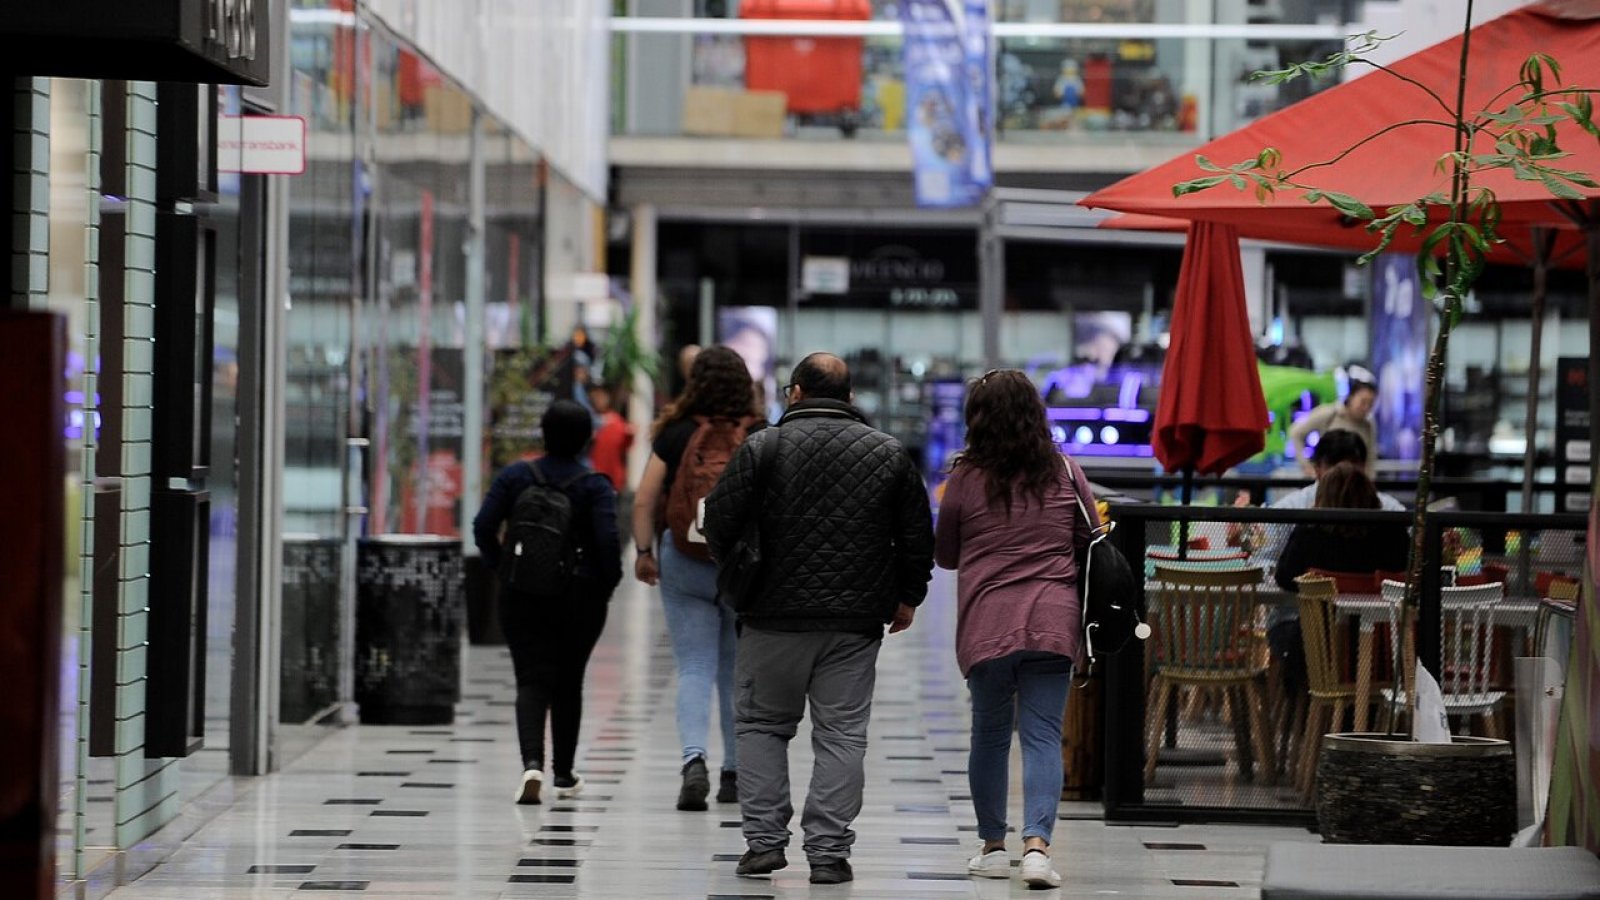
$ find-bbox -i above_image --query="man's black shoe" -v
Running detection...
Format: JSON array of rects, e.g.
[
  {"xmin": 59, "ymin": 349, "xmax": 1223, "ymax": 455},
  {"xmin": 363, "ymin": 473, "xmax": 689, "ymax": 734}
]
[
  {"xmin": 809, "ymin": 860, "xmax": 853, "ymax": 884},
  {"xmin": 677, "ymin": 756, "xmax": 710, "ymax": 811},
  {"xmin": 716, "ymin": 769, "xmax": 738, "ymax": 803},
  {"xmin": 736, "ymin": 847, "xmax": 788, "ymax": 876}
]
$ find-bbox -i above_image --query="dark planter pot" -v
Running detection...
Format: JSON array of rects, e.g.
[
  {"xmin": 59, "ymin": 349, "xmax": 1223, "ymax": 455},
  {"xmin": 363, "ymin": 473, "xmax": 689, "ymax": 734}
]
[{"xmin": 1315, "ymin": 732, "xmax": 1515, "ymax": 846}]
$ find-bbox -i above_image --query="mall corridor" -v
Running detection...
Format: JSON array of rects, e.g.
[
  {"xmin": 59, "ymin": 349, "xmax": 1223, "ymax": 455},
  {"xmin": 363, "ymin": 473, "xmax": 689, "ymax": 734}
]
[{"xmin": 101, "ymin": 571, "xmax": 1312, "ymax": 900}]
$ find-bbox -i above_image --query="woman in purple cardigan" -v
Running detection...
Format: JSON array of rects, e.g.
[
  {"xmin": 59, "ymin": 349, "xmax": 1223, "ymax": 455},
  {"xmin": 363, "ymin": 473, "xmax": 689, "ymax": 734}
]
[{"xmin": 934, "ymin": 369, "xmax": 1098, "ymax": 890}]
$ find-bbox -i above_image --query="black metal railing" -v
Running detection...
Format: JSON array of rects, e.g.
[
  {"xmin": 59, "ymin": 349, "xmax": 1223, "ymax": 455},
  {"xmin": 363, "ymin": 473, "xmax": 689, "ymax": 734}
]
[{"xmin": 1083, "ymin": 470, "xmax": 1582, "ymax": 515}]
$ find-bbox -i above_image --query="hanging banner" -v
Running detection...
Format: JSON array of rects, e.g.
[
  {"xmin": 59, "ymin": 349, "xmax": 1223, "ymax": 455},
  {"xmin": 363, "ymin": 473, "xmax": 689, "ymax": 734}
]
[
  {"xmin": 1370, "ymin": 253, "xmax": 1425, "ymax": 461},
  {"xmin": 900, "ymin": 0, "xmax": 992, "ymax": 208}
]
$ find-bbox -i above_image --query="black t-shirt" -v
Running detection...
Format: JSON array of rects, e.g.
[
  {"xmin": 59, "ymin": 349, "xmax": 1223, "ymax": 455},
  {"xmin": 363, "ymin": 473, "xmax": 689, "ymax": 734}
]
[{"xmin": 653, "ymin": 416, "xmax": 767, "ymax": 492}]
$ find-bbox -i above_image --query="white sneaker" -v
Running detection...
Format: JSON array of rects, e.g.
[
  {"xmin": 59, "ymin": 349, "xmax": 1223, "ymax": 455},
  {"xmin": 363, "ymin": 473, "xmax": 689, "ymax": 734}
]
[
  {"xmin": 1020, "ymin": 849, "xmax": 1061, "ymax": 889},
  {"xmin": 967, "ymin": 848, "xmax": 1011, "ymax": 879},
  {"xmin": 514, "ymin": 769, "xmax": 542, "ymax": 805},
  {"xmin": 553, "ymin": 773, "xmax": 585, "ymax": 800}
]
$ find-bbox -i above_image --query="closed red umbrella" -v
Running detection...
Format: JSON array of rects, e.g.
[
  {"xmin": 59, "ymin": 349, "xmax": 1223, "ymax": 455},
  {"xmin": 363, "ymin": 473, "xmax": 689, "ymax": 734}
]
[{"xmin": 1155, "ymin": 221, "xmax": 1269, "ymax": 481}]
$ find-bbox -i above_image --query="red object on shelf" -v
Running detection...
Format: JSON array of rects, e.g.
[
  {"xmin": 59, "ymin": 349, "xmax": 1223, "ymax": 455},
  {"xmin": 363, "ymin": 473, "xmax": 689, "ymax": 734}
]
[{"xmin": 740, "ymin": 0, "xmax": 871, "ymax": 114}]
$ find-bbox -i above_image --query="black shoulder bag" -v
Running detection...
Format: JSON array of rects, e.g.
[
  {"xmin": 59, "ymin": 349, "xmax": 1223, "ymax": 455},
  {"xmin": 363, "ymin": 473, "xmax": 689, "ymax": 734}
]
[
  {"xmin": 1070, "ymin": 462, "xmax": 1148, "ymax": 672},
  {"xmin": 715, "ymin": 425, "xmax": 781, "ymax": 611}
]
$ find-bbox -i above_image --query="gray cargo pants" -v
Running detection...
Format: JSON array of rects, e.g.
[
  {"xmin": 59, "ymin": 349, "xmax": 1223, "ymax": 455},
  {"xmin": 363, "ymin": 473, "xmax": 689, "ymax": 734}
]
[{"xmin": 735, "ymin": 627, "xmax": 881, "ymax": 865}]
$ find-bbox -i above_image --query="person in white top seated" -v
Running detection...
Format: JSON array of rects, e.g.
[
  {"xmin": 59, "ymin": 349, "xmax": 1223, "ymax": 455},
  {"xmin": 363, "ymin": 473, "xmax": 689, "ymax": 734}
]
[{"xmin": 1274, "ymin": 430, "xmax": 1405, "ymax": 513}]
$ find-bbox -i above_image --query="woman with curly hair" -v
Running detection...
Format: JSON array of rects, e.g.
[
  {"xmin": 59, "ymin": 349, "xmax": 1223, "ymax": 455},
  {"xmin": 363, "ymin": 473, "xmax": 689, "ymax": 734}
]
[
  {"xmin": 934, "ymin": 369, "xmax": 1099, "ymax": 890},
  {"xmin": 632, "ymin": 345, "xmax": 763, "ymax": 811}
]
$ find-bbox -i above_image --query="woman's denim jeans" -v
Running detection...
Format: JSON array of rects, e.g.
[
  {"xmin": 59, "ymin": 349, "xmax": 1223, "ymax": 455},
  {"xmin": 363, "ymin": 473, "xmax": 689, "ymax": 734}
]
[
  {"xmin": 967, "ymin": 651, "xmax": 1073, "ymax": 843},
  {"xmin": 658, "ymin": 534, "xmax": 738, "ymax": 768}
]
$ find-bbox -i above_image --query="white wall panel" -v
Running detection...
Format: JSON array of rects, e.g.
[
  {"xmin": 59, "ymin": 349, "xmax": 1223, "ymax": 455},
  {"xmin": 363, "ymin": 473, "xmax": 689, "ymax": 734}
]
[{"xmin": 365, "ymin": 0, "xmax": 610, "ymax": 202}]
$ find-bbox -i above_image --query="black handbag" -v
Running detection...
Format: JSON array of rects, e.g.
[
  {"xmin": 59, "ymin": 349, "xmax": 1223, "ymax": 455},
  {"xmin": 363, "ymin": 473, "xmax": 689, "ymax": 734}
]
[
  {"xmin": 715, "ymin": 425, "xmax": 781, "ymax": 611},
  {"xmin": 1070, "ymin": 463, "xmax": 1148, "ymax": 670}
]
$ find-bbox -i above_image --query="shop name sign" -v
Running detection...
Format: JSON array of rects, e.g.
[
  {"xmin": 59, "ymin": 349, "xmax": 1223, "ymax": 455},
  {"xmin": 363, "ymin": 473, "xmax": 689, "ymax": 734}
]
[
  {"xmin": 205, "ymin": 0, "xmax": 259, "ymax": 62},
  {"xmin": 218, "ymin": 116, "xmax": 307, "ymax": 175},
  {"xmin": 0, "ymin": 0, "xmax": 270, "ymax": 85}
]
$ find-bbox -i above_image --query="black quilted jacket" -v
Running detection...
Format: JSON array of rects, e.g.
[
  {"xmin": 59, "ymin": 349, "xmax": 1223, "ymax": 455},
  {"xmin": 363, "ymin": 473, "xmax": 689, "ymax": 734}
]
[{"xmin": 703, "ymin": 399, "xmax": 935, "ymax": 635}]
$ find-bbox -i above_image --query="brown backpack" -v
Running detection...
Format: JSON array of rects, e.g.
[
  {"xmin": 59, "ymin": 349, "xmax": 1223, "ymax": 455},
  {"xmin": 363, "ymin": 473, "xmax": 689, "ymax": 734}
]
[{"xmin": 666, "ymin": 415, "xmax": 758, "ymax": 562}]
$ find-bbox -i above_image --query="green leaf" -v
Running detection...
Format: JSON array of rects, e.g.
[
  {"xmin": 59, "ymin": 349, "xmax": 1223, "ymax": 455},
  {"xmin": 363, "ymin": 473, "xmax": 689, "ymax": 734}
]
[
  {"xmin": 1195, "ymin": 155, "xmax": 1223, "ymax": 172},
  {"xmin": 1538, "ymin": 170, "xmax": 1587, "ymax": 200},
  {"xmin": 1172, "ymin": 175, "xmax": 1230, "ymax": 196},
  {"xmin": 1228, "ymin": 174, "xmax": 1247, "ymax": 190},
  {"xmin": 1322, "ymin": 191, "xmax": 1374, "ymax": 220},
  {"xmin": 1257, "ymin": 147, "xmax": 1282, "ymax": 170},
  {"xmin": 1481, "ymin": 106, "xmax": 1526, "ymax": 125}
]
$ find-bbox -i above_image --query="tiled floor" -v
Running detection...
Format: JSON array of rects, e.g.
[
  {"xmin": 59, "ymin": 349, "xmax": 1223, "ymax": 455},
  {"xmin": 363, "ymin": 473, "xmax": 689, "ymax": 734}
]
[{"xmin": 103, "ymin": 570, "xmax": 1317, "ymax": 899}]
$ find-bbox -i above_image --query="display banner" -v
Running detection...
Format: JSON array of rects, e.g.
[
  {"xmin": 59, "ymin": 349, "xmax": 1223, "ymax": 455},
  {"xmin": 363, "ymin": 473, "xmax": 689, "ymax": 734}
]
[
  {"xmin": 924, "ymin": 378, "xmax": 966, "ymax": 509},
  {"xmin": 1370, "ymin": 254, "xmax": 1426, "ymax": 461},
  {"xmin": 900, "ymin": 0, "xmax": 992, "ymax": 208}
]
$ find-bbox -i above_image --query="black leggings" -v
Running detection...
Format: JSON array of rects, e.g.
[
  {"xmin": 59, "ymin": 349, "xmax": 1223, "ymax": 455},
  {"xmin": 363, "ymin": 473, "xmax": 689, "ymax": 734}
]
[{"xmin": 500, "ymin": 588, "xmax": 608, "ymax": 777}]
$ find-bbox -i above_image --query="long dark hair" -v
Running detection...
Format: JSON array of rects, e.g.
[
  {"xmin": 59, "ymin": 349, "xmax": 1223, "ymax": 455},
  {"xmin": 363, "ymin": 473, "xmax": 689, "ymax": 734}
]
[
  {"xmin": 955, "ymin": 369, "xmax": 1065, "ymax": 513},
  {"xmin": 651, "ymin": 344, "xmax": 760, "ymax": 439},
  {"xmin": 1314, "ymin": 461, "xmax": 1381, "ymax": 537}
]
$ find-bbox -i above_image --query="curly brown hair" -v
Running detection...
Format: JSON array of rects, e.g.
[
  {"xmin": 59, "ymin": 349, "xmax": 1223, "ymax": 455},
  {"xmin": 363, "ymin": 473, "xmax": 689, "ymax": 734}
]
[
  {"xmin": 954, "ymin": 369, "xmax": 1066, "ymax": 513},
  {"xmin": 651, "ymin": 344, "xmax": 761, "ymax": 439}
]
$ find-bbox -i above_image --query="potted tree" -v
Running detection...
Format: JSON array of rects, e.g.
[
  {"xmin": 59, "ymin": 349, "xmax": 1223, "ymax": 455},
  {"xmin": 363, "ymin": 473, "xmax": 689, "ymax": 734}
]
[{"xmin": 1176, "ymin": 0, "xmax": 1600, "ymax": 845}]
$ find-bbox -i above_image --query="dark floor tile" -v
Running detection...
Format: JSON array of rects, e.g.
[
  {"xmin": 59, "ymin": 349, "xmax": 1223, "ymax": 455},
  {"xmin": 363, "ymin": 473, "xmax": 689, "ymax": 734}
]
[
  {"xmin": 248, "ymin": 865, "xmax": 316, "ymax": 874},
  {"xmin": 1173, "ymin": 879, "xmax": 1240, "ymax": 887},
  {"xmin": 449, "ymin": 737, "xmax": 495, "ymax": 743},
  {"xmin": 356, "ymin": 772, "xmax": 410, "ymax": 777},
  {"xmin": 1058, "ymin": 811, "xmax": 1104, "ymax": 821},
  {"xmin": 485, "ymin": 700, "xmax": 516, "ymax": 707},
  {"xmin": 424, "ymin": 759, "xmax": 476, "ymax": 764},
  {"xmin": 399, "ymin": 782, "xmax": 453, "ymax": 789},
  {"xmin": 886, "ymin": 755, "xmax": 934, "ymax": 761},
  {"xmin": 941, "ymin": 769, "xmax": 967, "ymax": 775},
  {"xmin": 929, "ymin": 728, "xmax": 965, "ymax": 734},
  {"xmin": 516, "ymin": 858, "xmax": 581, "ymax": 866},
  {"xmin": 711, "ymin": 853, "xmax": 743, "ymax": 862},
  {"xmin": 289, "ymin": 830, "xmax": 352, "ymax": 837},
  {"xmin": 580, "ymin": 769, "xmax": 625, "ymax": 776},
  {"xmin": 957, "ymin": 825, "xmax": 1014, "ymax": 832},
  {"xmin": 586, "ymin": 778, "xmax": 622, "ymax": 785},
  {"xmin": 719, "ymin": 821, "xmax": 741, "ymax": 828},
  {"xmin": 408, "ymin": 729, "xmax": 452, "ymax": 735},
  {"xmin": 708, "ymin": 895, "xmax": 774, "ymax": 900},
  {"xmin": 896, "ymin": 804, "xmax": 950, "ymax": 814},
  {"xmin": 1145, "ymin": 842, "xmax": 1207, "ymax": 851},
  {"xmin": 539, "ymin": 825, "xmax": 601, "ymax": 832},
  {"xmin": 461, "ymin": 693, "xmax": 493, "ymax": 700},
  {"xmin": 384, "ymin": 749, "xmax": 434, "ymax": 755},
  {"xmin": 890, "ymin": 778, "xmax": 941, "ymax": 784},
  {"xmin": 948, "ymin": 795, "xmax": 971, "ymax": 801},
  {"xmin": 882, "ymin": 735, "xmax": 924, "ymax": 740},
  {"xmin": 369, "ymin": 810, "xmax": 427, "ymax": 817},
  {"xmin": 336, "ymin": 843, "xmax": 399, "ymax": 851},
  {"xmin": 907, "ymin": 872, "xmax": 968, "ymax": 880},
  {"xmin": 323, "ymin": 799, "xmax": 382, "ymax": 805},
  {"xmin": 933, "ymin": 746, "xmax": 966, "ymax": 753},
  {"xmin": 900, "ymin": 837, "xmax": 960, "ymax": 845},
  {"xmin": 297, "ymin": 881, "xmax": 368, "ymax": 891},
  {"xmin": 532, "ymin": 838, "xmax": 591, "ymax": 846},
  {"xmin": 508, "ymin": 873, "xmax": 576, "ymax": 884}
]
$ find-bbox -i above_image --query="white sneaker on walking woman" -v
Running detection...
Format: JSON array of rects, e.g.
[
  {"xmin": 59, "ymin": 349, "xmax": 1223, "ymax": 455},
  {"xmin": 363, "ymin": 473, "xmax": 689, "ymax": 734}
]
[
  {"xmin": 514, "ymin": 769, "xmax": 542, "ymax": 805},
  {"xmin": 1020, "ymin": 848, "xmax": 1061, "ymax": 889},
  {"xmin": 967, "ymin": 847, "xmax": 1010, "ymax": 879}
]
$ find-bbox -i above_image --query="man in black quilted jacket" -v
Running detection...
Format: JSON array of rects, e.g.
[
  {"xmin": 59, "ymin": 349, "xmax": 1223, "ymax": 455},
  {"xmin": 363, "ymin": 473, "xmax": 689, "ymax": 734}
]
[{"xmin": 704, "ymin": 352, "xmax": 934, "ymax": 885}]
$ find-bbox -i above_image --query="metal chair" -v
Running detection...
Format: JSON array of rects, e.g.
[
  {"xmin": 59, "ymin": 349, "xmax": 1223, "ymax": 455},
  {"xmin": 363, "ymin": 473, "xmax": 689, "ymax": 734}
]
[
  {"xmin": 1144, "ymin": 565, "xmax": 1273, "ymax": 785},
  {"xmin": 1380, "ymin": 580, "xmax": 1506, "ymax": 737}
]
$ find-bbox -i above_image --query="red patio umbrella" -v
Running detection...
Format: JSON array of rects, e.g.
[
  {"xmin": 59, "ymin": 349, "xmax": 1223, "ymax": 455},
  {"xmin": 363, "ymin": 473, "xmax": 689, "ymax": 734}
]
[
  {"xmin": 1079, "ymin": 3, "xmax": 1600, "ymax": 251},
  {"xmin": 1155, "ymin": 221, "xmax": 1270, "ymax": 491}
]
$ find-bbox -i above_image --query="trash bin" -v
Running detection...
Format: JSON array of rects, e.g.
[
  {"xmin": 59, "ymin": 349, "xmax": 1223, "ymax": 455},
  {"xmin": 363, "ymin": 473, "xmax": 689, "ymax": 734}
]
[
  {"xmin": 463, "ymin": 553, "xmax": 505, "ymax": 645},
  {"xmin": 281, "ymin": 534, "xmax": 343, "ymax": 724},
  {"xmin": 741, "ymin": 0, "xmax": 871, "ymax": 115},
  {"xmin": 355, "ymin": 535, "xmax": 464, "ymax": 725}
]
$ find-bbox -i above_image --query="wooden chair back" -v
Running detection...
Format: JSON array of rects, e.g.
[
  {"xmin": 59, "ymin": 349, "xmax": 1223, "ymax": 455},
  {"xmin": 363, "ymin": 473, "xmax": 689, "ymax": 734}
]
[
  {"xmin": 1149, "ymin": 565, "xmax": 1265, "ymax": 679},
  {"xmin": 1293, "ymin": 576, "xmax": 1343, "ymax": 694}
]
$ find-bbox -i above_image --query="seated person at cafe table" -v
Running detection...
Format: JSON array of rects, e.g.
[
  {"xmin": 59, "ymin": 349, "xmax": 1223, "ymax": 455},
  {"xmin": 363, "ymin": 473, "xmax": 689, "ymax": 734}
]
[
  {"xmin": 1267, "ymin": 462, "xmax": 1411, "ymax": 705},
  {"xmin": 1274, "ymin": 462, "xmax": 1411, "ymax": 592}
]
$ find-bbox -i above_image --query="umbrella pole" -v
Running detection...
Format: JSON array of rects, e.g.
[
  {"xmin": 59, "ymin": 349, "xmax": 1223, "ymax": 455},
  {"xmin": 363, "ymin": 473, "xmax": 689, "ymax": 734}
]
[{"xmin": 1178, "ymin": 466, "xmax": 1195, "ymax": 560}]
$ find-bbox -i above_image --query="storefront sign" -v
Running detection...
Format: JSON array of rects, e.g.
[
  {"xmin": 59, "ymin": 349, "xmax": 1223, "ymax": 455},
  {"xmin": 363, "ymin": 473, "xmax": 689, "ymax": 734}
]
[
  {"xmin": 217, "ymin": 116, "xmax": 307, "ymax": 175},
  {"xmin": 798, "ymin": 230, "xmax": 978, "ymax": 310},
  {"xmin": 0, "ymin": 0, "xmax": 270, "ymax": 85}
]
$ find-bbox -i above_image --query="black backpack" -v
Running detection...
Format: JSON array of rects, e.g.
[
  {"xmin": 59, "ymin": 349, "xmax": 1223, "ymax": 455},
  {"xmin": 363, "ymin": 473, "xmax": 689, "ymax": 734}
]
[
  {"xmin": 1069, "ymin": 463, "xmax": 1148, "ymax": 671},
  {"xmin": 499, "ymin": 463, "xmax": 588, "ymax": 598}
]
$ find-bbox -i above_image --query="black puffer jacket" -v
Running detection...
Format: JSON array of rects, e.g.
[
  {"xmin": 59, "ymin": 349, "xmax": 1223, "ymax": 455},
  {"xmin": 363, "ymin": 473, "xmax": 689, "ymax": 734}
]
[{"xmin": 703, "ymin": 399, "xmax": 934, "ymax": 635}]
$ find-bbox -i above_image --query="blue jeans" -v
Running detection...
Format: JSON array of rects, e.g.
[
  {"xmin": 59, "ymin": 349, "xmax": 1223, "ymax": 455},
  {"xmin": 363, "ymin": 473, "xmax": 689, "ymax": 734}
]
[
  {"xmin": 967, "ymin": 651, "xmax": 1073, "ymax": 843},
  {"xmin": 658, "ymin": 534, "xmax": 738, "ymax": 768}
]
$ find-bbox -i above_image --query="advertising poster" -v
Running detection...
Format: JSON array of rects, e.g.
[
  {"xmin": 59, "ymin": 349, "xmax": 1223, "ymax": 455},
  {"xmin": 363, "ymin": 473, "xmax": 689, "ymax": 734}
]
[
  {"xmin": 392, "ymin": 346, "xmax": 465, "ymax": 536},
  {"xmin": 1370, "ymin": 254, "xmax": 1426, "ymax": 461},
  {"xmin": 900, "ymin": 0, "xmax": 992, "ymax": 208},
  {"xmin": 718, "ymin": 306, "xmax": 780, "ymax": 422},
  {"xmin": 1556, "ymin": 357, "xmax": 1591, "ymax": 513},
  {"xmin": 924, "ymin": 378, "xmax": 966, "ymax": 509}
]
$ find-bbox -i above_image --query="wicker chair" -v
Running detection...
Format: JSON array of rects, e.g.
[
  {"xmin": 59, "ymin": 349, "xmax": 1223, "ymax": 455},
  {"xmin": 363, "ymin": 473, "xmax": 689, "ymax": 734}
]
[
  {"xmin": 1144, "ymin": 565, "xmax": 1273, "ymax": 785},
  {"xmin": 1291, "ymin": 576, "xmax": 1358, "ymax": 797}
]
